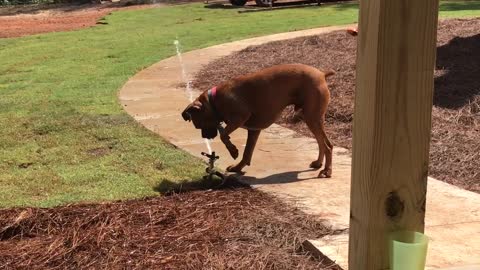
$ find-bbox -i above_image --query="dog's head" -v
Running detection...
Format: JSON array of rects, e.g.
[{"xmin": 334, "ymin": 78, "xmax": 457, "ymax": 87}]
[{"xmin": 182, "ymin": 93, "xmax": 219, "ymax": 139}]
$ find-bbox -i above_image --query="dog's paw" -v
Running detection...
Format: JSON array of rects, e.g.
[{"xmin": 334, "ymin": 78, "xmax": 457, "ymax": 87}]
[
  {"xmin": 227, "ymin": 164, "xmax": 245, "ymax": 174},
  {"xmin": 228, "ymin": 146, "xmax": 239, "ymax": 160},
  {"xmin": 310, "ymin": 160, "xmax": 322, "ymax": 169},
  {"xmin": 317, "ymin": 168, "xmax": 332, "ymax": 178}
]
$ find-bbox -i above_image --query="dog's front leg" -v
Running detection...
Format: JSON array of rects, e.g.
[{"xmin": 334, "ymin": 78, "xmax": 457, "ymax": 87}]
[
  {"xmin": 227, "ymin": 129, "xmax": 261, "ymax": 173},
  {"xmin": 219, "ymin": 123, "xmax": 243, "ymax": 160}
]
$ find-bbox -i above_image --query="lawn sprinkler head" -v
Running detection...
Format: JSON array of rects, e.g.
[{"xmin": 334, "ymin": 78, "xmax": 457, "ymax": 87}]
[{"xmin": 201, "ymin": 151, "xmax": 226, "ymax": 184}]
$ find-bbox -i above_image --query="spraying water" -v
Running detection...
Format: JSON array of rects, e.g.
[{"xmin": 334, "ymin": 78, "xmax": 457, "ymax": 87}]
[{"xmin": 174, "ymin": 39, "xmax": 212, "ymax": 154}]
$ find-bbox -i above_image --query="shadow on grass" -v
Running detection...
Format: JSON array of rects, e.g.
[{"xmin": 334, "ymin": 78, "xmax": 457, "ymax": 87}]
[
  {"xmin": 332, "ymin": 1, "xmax": 480, "ymax": 12},
  {"xmin": 154, "ymin": 174, "xmax": 250, "ymax": 195},
  {"xmin": 330, "ymin": 1, "xmax": 358, "ymax": 10},
  {"xmin": 440, "ymin": 1, "xmax": 480, "ymax": 12},
  {"xmin": 204, "ymin": 0, "xmax": 352, "ymax": 10},
  {"xmin": 204, "ymin": 3, "xmax": 245, "ymax": 9}
]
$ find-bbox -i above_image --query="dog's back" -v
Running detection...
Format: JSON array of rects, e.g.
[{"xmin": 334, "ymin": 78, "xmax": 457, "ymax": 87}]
[{"xmin": 225, "ymin": 64, "xmax": 333, "ymax": 127}]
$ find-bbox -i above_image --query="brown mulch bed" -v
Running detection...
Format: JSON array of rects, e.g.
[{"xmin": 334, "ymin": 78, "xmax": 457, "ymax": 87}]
[
  {"xmin": 193, "ymin": 18, "xmax": 480, "ymax": 193},
  {"xmin": 0, "ymin": 186, "xmax": 338, "ymax": 269}
]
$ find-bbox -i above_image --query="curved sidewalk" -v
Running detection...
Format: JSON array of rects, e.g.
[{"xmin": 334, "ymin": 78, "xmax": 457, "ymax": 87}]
[{"xmin": 119, "ymin": 26, "xmax": 480, "ymax": 269}]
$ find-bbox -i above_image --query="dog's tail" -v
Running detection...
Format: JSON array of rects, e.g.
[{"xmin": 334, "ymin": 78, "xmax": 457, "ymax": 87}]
[{"xmin": 324, "ymin": 69, "xmax": 336, "ymax": 78}]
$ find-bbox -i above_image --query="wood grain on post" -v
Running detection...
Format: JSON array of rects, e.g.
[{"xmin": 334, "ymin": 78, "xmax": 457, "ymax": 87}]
[{"xmin": 349, "ymin": 0, "xmax": 440, "ymax": 269}]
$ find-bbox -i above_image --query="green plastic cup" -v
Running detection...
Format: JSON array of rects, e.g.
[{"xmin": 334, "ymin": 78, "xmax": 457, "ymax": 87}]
[{"xmin": 390, "ymin": 230, "xmax": 429, "ymax": 270}]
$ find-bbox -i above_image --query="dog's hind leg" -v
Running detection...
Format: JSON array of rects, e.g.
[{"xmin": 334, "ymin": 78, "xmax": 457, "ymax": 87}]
[
  {"xmin": 304, "ymin": 115, "xmax": 333, "ymax": 178},
  {"xmin": 227, "ymin": 129, "xmax": 261, "ymax": 173},
  {"xmin": 318, "ymin": 127, "xmax": 333, "ymax": 178}
]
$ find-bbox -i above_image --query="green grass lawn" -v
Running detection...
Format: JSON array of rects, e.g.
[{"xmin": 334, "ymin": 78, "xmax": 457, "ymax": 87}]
[{"xmin": 0, "ymin": 1, "xmax": 479, "ymax": 208}]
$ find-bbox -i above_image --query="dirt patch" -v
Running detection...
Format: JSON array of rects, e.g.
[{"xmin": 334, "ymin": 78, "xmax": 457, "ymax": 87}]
[
  {"xmin": 0, "ymin": 2, "xmax": 162, "ymax": 38},
  {"xmin": 193, "ymin": 18, "xmax": 480, "ymax": 193},
  {"xmin": 0, "ymin": 186, "xmax": 339, "ymax": 269}
]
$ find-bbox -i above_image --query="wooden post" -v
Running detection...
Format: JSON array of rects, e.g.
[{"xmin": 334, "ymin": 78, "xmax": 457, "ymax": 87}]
[{"xmin": 348, "ymin": 0, "xmax": 439, "ymax": 269}]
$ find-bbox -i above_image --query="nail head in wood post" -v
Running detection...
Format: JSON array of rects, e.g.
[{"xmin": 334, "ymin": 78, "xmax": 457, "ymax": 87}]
[{"xmin": 348, "ymin": 0, "xmax": 440, "ymax": 269}]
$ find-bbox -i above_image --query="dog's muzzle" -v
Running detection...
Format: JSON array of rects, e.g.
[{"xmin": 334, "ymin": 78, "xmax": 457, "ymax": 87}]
[{"xmin": 182, "ymin": 110, "xmax": 192, "ymax": 122}]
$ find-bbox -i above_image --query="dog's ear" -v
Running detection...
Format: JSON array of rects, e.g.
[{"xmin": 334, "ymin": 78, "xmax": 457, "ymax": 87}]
[{"xmin": 182, "ymin": 101, "xmax": 202, "ymax": 122}]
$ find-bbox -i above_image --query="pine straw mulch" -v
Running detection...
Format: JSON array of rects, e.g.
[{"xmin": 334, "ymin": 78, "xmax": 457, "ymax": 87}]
[
  {"xmin": 0, "ymin": 186, "xmax": 340, "ymax": 270},
  {"xmin": 192, "ymin": 18, "xmax": 480, "ymax": 193}
]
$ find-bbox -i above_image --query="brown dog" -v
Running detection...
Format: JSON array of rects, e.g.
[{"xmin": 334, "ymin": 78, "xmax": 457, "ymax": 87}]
[{"xmin": 182, "ymin": 64, "xmax": 334, "ymax": 178}]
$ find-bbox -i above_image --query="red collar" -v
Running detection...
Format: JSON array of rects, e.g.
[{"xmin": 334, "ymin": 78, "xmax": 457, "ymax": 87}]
[
  {"xmin": 207, "ymin": 87, "xmax": 222, "ymax": 122},
  {"xmin": 210, "ymin": 86, "xmax": 217, "ymax": 98}
]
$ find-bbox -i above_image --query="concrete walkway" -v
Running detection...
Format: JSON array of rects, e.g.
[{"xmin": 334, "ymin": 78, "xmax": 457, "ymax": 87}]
[{"xmin": 118, "ymin": 26, "xmax": 480, "ymax": 270}]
